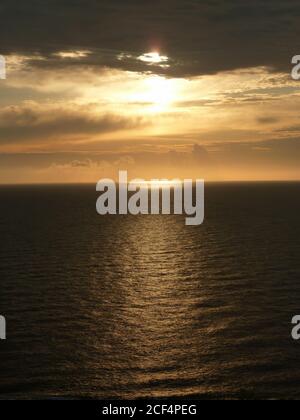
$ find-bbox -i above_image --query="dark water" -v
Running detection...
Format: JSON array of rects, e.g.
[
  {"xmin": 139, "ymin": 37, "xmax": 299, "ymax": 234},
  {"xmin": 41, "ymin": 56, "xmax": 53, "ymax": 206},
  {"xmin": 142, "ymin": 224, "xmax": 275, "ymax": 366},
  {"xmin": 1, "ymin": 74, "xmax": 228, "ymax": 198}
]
[{"xmin": 0, "ymin": 182, "xmax": 300, "ymax": 400}]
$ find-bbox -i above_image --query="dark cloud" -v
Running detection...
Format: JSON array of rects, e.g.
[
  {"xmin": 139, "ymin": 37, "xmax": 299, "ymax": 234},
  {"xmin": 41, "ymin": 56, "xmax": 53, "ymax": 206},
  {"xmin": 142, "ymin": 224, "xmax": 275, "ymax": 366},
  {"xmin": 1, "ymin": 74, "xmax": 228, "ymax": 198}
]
[
  {"xmin": 257, "ymin": 116, "xmax": 281, "ymax": 125},
  {"xmin": 1, "ymin": 0, "xmax": 299, "ymax": 77},
  {"xmin": 0, "ymin": 105, "xmax": 145, "ymax": 144}
]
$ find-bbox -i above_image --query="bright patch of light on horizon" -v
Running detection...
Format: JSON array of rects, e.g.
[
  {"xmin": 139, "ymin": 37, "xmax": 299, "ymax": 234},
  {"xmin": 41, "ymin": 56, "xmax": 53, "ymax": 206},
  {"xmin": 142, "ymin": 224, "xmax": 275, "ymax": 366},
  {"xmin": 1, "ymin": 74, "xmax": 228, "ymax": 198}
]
[
  {"xmin": 138, "ymin": 52, "xmax": 169, "ymax": 65},
  {"xmin": 130, "ymin": 179, "xmax": 183, "ymax": 189}
]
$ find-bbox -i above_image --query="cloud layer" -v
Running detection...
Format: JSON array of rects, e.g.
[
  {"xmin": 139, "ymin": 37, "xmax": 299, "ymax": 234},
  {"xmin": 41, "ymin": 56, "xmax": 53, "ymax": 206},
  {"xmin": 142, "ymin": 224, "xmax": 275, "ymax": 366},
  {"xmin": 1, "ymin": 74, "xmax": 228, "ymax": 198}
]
[
  {"xmin": 0, "ymin": 104, "xmax": 145, "ymax": 146},
  {"xmin": 1, "ymin": 0, "xmax": 299, "ymax": 77}
]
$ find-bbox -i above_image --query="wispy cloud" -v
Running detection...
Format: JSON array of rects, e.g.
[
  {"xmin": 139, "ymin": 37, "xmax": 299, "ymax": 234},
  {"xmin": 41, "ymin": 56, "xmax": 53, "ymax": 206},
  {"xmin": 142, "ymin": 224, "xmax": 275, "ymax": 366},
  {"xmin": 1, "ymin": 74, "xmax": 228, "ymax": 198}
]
[{"xmin": 0, "ymin": 103, "xmax": 146, "ymax": 147}]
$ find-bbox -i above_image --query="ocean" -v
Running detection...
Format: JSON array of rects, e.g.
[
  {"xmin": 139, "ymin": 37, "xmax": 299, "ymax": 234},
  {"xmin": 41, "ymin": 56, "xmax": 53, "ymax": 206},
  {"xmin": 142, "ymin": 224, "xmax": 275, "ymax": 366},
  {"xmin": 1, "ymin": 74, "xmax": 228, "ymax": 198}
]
[{"xmin": 0, "ymin": 182, "xmax": 300, "ymax": 399}]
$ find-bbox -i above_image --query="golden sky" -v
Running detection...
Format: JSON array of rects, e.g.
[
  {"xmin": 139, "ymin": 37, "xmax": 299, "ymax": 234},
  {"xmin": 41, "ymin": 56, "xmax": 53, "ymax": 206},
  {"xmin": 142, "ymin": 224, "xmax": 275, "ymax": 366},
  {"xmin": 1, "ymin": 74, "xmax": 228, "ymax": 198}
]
[{"xmin": 1, "ymin": 1, "xmax": 300, "ymax": 183}]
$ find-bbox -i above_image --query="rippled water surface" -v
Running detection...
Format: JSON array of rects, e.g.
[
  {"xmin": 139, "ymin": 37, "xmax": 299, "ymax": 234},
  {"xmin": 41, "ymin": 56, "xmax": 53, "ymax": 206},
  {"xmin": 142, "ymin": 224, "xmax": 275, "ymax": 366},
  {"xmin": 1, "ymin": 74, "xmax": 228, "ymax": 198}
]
[{"xmin": 1, "ymin": 183, "xmax": 300, "ymax": 399}]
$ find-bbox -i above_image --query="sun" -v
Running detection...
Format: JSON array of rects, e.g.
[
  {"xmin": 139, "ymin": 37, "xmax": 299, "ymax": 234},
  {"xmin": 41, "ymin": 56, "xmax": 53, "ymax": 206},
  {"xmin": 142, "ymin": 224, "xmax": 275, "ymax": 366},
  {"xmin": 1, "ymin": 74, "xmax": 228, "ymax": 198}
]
[
  {"xmin": 142, "ymin": 75, "xmax": 177, "ymax": 112},
  {"xmin": 127, "ymin": 74, "xmax": 177, "ymax": 112}
]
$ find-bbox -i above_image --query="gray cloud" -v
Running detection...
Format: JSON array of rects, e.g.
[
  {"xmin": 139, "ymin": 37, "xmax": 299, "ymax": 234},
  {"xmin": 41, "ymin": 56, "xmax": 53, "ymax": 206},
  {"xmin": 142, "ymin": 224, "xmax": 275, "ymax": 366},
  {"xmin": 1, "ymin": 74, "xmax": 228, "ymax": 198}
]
[
  {"xmin": 0, "ymin": 105, "xmax": 145, "ymax": 144},
  {"xmin": 257, "ymin": 116, "xmax": 281, "ymax": 125},
  {"xmin": 1, "ymin": 0, "xmax": 299, "ymax": 77}
]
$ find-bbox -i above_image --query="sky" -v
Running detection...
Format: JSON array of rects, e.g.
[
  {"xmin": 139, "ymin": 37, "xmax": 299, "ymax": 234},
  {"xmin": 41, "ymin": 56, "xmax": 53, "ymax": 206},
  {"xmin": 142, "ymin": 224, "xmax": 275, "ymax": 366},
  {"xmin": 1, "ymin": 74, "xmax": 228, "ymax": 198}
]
[{"xmin": 0, "ymin": 0, "xmax": 300, "ymax": 183}]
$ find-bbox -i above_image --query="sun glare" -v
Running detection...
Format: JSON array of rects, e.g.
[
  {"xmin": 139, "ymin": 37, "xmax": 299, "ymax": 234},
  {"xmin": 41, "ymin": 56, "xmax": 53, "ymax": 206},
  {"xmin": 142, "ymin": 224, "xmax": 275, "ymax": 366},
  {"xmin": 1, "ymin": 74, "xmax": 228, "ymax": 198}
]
[{"xmin": 140, "ymin": 76, "xmax": 177, "ymax": 112}]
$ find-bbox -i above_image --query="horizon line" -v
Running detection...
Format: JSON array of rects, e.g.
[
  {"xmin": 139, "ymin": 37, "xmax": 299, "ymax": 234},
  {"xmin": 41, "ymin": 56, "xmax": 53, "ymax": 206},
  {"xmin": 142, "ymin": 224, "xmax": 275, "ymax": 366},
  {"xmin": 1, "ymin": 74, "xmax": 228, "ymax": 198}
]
[{"xmin": 0, "ymin": 179, "xmax": 300, "ymax": 187}]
